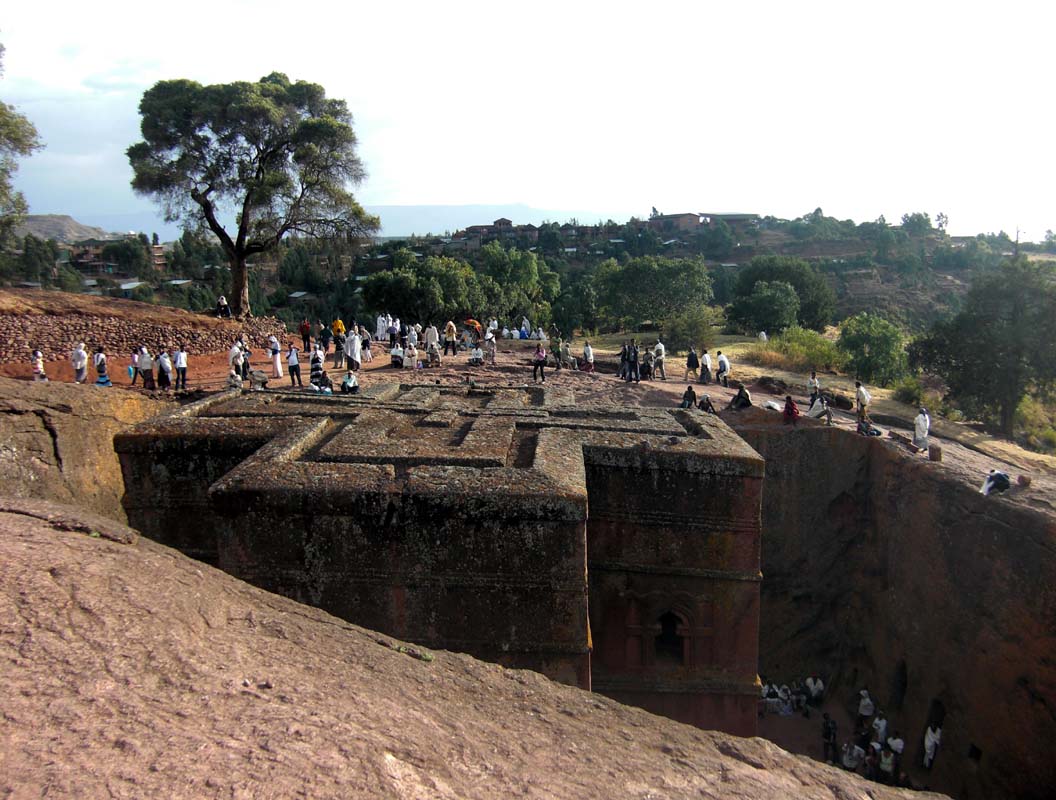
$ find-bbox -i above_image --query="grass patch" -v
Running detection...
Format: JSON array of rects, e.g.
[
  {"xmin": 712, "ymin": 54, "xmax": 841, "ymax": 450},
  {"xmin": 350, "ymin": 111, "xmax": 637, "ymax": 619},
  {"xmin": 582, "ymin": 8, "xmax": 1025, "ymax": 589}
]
[{"xmin": 742, "ymin": 326, "xmax": 847, "ymax": 374}]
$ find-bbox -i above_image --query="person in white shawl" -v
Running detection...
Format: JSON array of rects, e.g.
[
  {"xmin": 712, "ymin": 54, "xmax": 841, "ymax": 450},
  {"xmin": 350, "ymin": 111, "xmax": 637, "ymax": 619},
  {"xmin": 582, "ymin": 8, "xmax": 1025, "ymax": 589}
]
[
  {"xmin": 70, "ymin": 343, "xmax": 88, "ymax": 384},
  {"xmin": 923, "ymin": 724, "xmax": 942, "ymax": 769},
  {"xmin": 376, "ymin": 313, "xmax": 387, "ymax": 340},
  {"xmin": 914, "ymin": 407, "xmax": 931, "ymax": 451},
  {"xmin": 268, "ymin": 335, "xmax": 283, "ymax": 378}
]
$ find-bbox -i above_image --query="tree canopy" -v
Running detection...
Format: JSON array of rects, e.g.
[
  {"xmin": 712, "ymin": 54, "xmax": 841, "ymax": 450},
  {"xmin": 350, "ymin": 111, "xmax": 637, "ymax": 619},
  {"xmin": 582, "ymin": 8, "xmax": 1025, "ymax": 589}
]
[
  {"xmin": 732, "ymin": 256, "xmax": 835, "ymax": 331},
  {"xmin": 837, "ymin": 312, "xmax": 907, "ymax": 386},
  {"xmin": 728, "ymin": 280, "xmax": 800, "ymax": 335},
  {"xmin": 128, "ymin": 72, "xmax": 378, "ymax": 316},
  {"xmin": 595, "ymin": 256, "xmax": 713, "ymax": 328},
  {"xmin": 0, "ymin": 43, "xmax": 44, "ymax": 248},
  {"xmin": 910, "ymin": 258, "xmax": 1056, "ymax": 436}
]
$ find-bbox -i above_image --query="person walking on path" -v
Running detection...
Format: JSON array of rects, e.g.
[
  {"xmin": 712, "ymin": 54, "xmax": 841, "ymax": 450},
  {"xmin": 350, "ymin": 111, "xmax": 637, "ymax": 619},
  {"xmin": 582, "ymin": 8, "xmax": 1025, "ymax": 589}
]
[
  {"xmin": 700, "ymin": 348, "xmax": 712, "ymax": 384},
  {"xmin": 298, "ymin": 318, "xmax": 311, "ymax": 353},
  {"xmin": 532, "ymin": 342, "xmax": 547, "ymax": 383},
  {"xmin": 71, "ymin": 343, "xmax": 88, "ymax": 384},
  {"xmin": 287, "ymin": 344, "xmax": 303, "ymax": 387},
  {"xmin": 808, "ymin": 370, "xmax": 821, "ymax": 406},
  {"xmin": 716, "ymin": 351, "xmax": 731, "ymax": 387},
  {"xmin": 318, "ymin": 324, "xmax": 332, "ymax": 355},
  {"xmin": 269, "ymin": 335, "xmax": 284, "ymax": 379},
  {"xmin": 653, "ymin": 338, "xmax": 667, "ymax": 380},
  {"xmin": 582, "ymin": 341, "xmax": 595, "ymax": 373},
  {"xmin": 685, "ymin": 346, "xmax": 699, "ymax": 381},
  {"xmin": 626, "ymin": 341, "xmax": 640, "ymax": 383},
  {"xmin": 92, "ymin": 347, "xmax": 111, "ymax": 387},
  {"xmin": 346, "ymin": 329, "xmax": 362, "ymax": 372},
  {"xmin": 174, "ymin": 344, "xmax": 188, "ymax": 390}
]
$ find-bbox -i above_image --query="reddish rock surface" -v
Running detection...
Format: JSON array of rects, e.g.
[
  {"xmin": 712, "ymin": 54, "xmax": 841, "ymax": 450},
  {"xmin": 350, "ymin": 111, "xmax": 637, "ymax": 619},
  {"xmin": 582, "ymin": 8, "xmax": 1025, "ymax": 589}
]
[
  {"xmin": 0, "ymin": 497, "xmax": 947, "ymax": 800},
  {"xmin": 726, "ymin": 408, "xmax": 1056, "ymax": 800},
  {"xmin": 0, "ymin": 376, "xmax": 171, "ymax": 521}
]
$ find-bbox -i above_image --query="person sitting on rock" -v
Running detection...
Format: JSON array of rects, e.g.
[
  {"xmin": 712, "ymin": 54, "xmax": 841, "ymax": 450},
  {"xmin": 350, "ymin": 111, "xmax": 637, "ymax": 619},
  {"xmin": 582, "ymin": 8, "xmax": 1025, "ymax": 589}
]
[
  {"xmin": 215, "ymin": 295, "xmax": 231, "ymax": 318},
  {"xmin": 877, "ymin": 745, "xmax": 896, "ymax": 784},
  {"xmin": 340, "ymin": 370, "xmax": 359, "ymax": 394},
  {"xmin": 841, "ymin": 740, "xmax": 865, "ymax": 773},
  {"xmin": 679, "ymin": 385, "xmax": 697, "ymax": 409},
  {"xmin": 405, "ymin": 343, "xmax": 419, "ymax": 368},
  {"xmin": 783, "ymin": 395, "xmax": 800, "ymax": 425},
  {"xmin": 226, "ymin": 369, "xmax": 243, "ymax": 390},
  {"xmin": 697, "ymin": 394, "xmax": 717, "ymax": 414},
  {"xmin": 390, "ymin": 344, "xmax": 405, "ymax": 369},
  {"xmin": 560, "ymin": 340, "xmax": 578, "ymax": 371},
  {"xmin": 426, "ymin": 341, "xmax": 442, "ymax": 368},
  {"xmin": 248, "ymin": 369, "xmax": 269, "ymax": 390},
  {"xmin": 468, "ymin": 344, "xmax": 484, "ymax": 366},
  {"xmin": 805, "ymin": 395, "xmax": 834, "ymax": 425},
  {"xmin": 728, "ymin": 385, "xmax": 753, "ymax": 411}
]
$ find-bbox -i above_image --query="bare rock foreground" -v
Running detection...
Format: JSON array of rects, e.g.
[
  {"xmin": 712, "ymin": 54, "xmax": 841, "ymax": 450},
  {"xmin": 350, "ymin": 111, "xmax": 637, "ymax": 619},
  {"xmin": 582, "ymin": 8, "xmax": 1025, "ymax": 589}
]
[{"xmin": 0, "ymin": 498, "xmax": 946, "ymax": 800}]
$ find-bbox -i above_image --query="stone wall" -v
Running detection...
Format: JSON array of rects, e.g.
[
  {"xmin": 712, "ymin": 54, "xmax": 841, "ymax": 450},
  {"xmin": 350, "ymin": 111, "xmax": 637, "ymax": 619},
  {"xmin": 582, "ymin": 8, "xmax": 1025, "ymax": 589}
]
[
  {"xmin": 0, "ymin": 376, "xmax": 170, "ymax": 521},
  {"xmin": 728, "ymin": 409, "xmax": 1056, "ymax": 800},
  {"xmin": 0, "ymin": 290, "xmax": 287, "ymax": 363}
]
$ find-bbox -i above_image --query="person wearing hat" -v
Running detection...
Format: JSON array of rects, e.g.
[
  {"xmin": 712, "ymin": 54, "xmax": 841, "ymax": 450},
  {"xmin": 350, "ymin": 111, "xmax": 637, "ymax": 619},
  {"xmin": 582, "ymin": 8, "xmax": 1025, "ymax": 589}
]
[
  {"xmin": 914, "ymin": 406, "xmax": 931, "ymax": 452},
  {"xmin": 856, "ymin": 688, "xmax": 875, "ymax": 727}
]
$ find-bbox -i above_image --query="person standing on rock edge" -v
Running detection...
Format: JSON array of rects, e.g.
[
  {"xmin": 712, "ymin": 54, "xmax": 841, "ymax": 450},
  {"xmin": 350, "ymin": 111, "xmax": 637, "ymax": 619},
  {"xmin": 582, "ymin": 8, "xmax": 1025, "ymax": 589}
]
[
  {"xmin": 532, "ymin": 342, "xmax": 547, "ymax": 383},
  {"xmin": 808, "ymin": 370, "xmax": 821, "ymax": 406},
  {"xmin": 137, "ymin": 346, "xmax": 156, "ymax": 390},
  {"xmin": 174, "ymin": 344, "xmax": 188, "ymax": 391},
  {"xmin": 913, "ymin": 406, "xmax": 930, "ymax": 452},
  {"xmin": 298, "ymin": 318, "xmax": 311, "ymax": 353},
  {"xmin": 822, "ymin": 713, "xmax": 838, "ymax": 764},
  {"xmin": 70, "ymin": 342, "xmax": 88, "ymax": 384},
  {"xmin": 855, "ymin": 381, "xmax": 871, "ymax": 422},
  {"xmin": 287, "ymin": 343, "xmax": 303, "ymax": 387}
]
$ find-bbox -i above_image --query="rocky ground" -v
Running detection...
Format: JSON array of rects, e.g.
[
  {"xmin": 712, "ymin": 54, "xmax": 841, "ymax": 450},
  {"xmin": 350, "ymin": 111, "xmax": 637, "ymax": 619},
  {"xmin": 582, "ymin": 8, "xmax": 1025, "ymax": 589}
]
[{"xmin": 0, "ymin": 497, "xmax": 947, "ymax": 800}]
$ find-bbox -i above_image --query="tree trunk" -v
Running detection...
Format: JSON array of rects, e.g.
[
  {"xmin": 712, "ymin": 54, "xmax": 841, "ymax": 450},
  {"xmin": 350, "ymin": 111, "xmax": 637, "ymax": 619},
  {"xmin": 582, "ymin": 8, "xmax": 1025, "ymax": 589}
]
[{"xmin": 230, "ymin": 253, "xmax": 252, "ymax": 318}]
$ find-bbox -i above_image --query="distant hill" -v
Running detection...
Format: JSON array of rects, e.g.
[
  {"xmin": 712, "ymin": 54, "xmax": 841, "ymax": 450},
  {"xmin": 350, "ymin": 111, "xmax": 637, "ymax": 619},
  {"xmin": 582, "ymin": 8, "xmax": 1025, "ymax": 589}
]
[
  {"xmin": 366, "ymin": 203, "xmax": 633, "ymax": 237},
  {"xmin": 15, "ymin": 215, "xmax": 121, "ymax": 243}
]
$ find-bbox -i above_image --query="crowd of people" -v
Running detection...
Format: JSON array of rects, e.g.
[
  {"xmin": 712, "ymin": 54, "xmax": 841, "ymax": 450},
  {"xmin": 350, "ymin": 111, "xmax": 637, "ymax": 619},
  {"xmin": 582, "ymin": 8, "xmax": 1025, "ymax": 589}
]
[{"xmin": 760, "ymin": 676, "xmax": 940, "ymax": 790}]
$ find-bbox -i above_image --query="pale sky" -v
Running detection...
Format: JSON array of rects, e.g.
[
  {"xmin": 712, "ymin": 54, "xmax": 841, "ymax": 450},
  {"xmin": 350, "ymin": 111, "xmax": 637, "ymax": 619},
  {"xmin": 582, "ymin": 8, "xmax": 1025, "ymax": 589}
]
[{"xmin": 2, "ymin": 0, "xmax": 1053, "ymax": 238}]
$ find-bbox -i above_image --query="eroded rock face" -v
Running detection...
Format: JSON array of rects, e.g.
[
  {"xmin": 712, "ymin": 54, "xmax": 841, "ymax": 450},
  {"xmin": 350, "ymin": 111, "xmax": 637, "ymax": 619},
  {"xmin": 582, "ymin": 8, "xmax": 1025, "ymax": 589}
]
[
  {"xmin": 0, "ymin": 497, "xmax": 948, "ymax": 800},
  {"xmin": 0, "ymin": 377, "xmax": 170, "ymax": 521},
  {"xmin": 727, "ymin": 408, "xmax": 1056, "ymax": 800}
]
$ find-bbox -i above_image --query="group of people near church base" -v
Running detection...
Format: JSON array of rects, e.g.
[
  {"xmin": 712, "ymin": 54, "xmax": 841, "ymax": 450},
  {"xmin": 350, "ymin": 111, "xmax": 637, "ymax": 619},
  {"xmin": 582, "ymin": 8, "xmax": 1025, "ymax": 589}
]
[
  {"xmin": 761, "ymin": 677, "xmax": 941, "ymax": 790},
  {"xmin": 31, "ymin": 342, "xmax": 190, "ymax": 391}
]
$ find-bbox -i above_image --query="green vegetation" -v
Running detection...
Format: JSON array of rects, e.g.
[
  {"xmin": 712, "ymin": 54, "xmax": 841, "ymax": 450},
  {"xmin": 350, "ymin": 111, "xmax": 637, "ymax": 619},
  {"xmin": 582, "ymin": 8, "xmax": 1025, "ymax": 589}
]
[
  {"xmin": 743, "ymin": 326, "xmax": 847, "ymax": 374},
  {"xmin": 728, "ymin": 280, "xmax": 799, "ymax": 335},
  {"xmin": 910, "ymin": 258, "xmax": 1056, "ymax": 436},
  {"xmin": 595, "ymin": 256, "xmax": 712, "ymax": 330},
  {"xmin": 128, "ymin": 71, "xmax": 378, "ymax": 316},
  {"xmin": 660, "ymin": 306, "xmax": 722, "ymax": 352},
  {"xmin": 0, "ymin": 43, "xmax": 43, "ymax": 249},
  {"xmin": 837, "ymin": 312, "xmax": 908, "ymax": 385},
  {"xmin": 731, "ymin": 256, "xmax": 835, "ymax": 331}
]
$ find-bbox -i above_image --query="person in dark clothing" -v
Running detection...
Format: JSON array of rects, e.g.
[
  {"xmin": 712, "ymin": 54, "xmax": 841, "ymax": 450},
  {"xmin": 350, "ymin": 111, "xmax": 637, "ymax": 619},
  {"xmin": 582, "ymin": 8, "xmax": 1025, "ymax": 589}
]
[
  {"xmin": 298, "ymin": 318, "xmax": 311, "ymax": 352},
  {"xmin": 783, "ymin": 395, "xmax": 800, "ymax": 426},
  {"xmin": 822, "ymin": 713, "xmax": 838, "ymax": 764},
  {"xmin": 318, "ymin": 326, "xmax": 333, "ymax": 355},
  {"xmin": 626, "ymin": 341, "xmax": 640, "ymax": 383},
  {"xmin": 532, "ymin": 343, "xmax": 547, "ymax": 383},
  {"xmin": 617, "ymin": 343, "xmax": 629, "ymax": 380},
  {"xmin": 697, "ymin": 394, "xmax": 717, "ymax": 414},
  {"xmin": 685, "ymin": 347, "xmax": 700, "ymax": 381},
  {"xmin": 679, "ymin": 385, "xmax": 697, "ymax": 408}
]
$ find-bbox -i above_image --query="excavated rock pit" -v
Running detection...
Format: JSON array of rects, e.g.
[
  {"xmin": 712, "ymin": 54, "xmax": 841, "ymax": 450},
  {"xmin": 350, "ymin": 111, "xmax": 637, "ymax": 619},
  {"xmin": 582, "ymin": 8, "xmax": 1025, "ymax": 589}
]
[{"xmin": 726, "ymin": 408, "xmax": 1056, "ymax": 800}]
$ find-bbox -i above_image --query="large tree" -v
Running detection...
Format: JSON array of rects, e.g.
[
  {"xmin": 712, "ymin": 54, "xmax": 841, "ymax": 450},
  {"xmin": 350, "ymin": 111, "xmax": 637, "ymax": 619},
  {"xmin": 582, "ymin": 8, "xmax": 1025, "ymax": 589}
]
[
  {"xmin": 910, "ymin": 258, "xmax": 1056, "ymax": 436},
  {"xmin": 0, "ymin": 43, "xmax": 43, "ymax": 248},
  {"xmin": 128, "ymin": 72, "xmax": 378, "ymax": 317},
  {"xmin": 733, "ymin": 256, "xmax": 835, "ymax": 331}
]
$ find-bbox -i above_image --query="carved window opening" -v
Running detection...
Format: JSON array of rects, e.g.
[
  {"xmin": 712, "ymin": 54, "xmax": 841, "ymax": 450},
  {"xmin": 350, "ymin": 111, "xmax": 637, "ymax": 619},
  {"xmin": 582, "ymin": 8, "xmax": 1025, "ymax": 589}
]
[{"xmin": 654, "ymin": 611, "xmax": 685, "ymax": 666}]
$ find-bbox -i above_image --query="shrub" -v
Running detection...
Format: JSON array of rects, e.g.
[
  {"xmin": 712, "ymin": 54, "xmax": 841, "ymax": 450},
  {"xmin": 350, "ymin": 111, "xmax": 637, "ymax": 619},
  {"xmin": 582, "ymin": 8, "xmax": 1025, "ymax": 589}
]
[
  {"xmin": 661, "ymin": 306, "xmax": 722, "ymax": 353},
  {"xmin": 891, "ymin": 376, "xmax": 924, "ymax": 406},
  {"xmin": 742, "ymin": 325, "xmax": 847, "ymax": 374}
]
